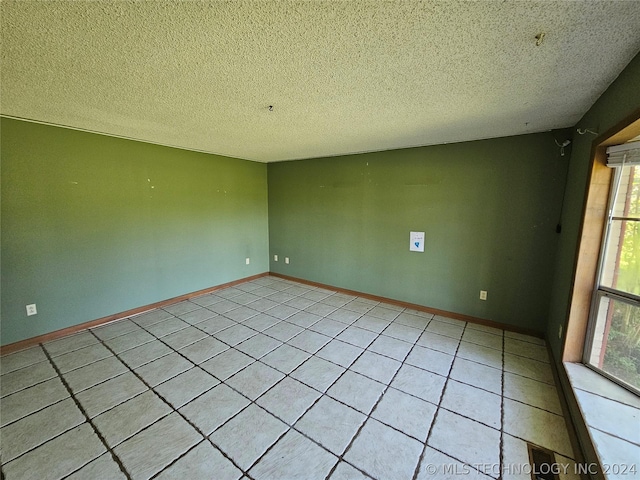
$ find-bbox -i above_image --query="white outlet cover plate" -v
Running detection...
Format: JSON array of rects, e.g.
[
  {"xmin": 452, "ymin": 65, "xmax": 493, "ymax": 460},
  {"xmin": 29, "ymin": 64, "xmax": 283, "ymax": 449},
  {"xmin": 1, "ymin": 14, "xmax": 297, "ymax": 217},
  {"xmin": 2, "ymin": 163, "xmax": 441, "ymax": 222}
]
[
  {"xmin": 410, "ymin": 232, "xmax": 425, "ymax": 252},
  {"xmin": 26, "ymin": 304, "xmax": 37, "ymax": 316}
]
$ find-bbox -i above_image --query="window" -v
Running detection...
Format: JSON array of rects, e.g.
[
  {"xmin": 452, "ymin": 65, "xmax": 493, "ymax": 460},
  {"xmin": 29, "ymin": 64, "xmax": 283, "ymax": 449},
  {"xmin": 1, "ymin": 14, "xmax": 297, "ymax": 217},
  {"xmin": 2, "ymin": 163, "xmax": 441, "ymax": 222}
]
[{"xmin": 585, "ymin": 141, "xmax": 640, "ymax": 393}]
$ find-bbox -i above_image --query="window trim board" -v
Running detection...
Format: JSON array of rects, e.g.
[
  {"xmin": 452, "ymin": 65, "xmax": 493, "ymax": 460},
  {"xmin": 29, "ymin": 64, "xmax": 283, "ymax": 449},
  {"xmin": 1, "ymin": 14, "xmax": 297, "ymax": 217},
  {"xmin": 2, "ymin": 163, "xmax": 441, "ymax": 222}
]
[{"xmin": 563, "ymin": 108, "xmax": 640, "ymax": 364}]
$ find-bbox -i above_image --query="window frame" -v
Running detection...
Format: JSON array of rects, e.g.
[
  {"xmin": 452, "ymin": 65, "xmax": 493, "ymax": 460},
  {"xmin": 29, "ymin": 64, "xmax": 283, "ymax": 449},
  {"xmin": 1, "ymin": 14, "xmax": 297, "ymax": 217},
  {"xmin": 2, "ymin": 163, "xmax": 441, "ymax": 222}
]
[
  {"xmin": 583, "ymin": 158, "xmax": 640, "ymax": 394},
  {"xmin": 563, "ymin": 109, "xmax": 640, "ymax": 393}
]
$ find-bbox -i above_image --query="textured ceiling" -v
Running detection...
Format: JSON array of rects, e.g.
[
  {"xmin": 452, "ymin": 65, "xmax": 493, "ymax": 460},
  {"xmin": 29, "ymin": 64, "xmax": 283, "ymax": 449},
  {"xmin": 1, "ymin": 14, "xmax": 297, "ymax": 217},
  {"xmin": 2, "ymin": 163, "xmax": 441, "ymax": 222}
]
[{"xmin": 2, "ymin": 1, "xmax": 640, "ymax": 162}]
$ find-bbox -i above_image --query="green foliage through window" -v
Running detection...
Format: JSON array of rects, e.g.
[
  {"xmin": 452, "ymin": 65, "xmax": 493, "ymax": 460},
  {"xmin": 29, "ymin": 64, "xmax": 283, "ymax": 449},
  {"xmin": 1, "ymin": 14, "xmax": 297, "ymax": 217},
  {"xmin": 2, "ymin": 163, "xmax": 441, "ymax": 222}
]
[{"xmin": 602, "ymin": 301, "xmax": 640, "ymax": 388}]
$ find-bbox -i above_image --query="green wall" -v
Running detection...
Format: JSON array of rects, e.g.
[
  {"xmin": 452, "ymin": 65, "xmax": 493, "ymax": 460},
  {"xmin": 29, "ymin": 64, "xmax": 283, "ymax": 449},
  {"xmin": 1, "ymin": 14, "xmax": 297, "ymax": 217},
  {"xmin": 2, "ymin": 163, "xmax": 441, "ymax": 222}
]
[
  {"xmin": 4, "ymin": 55, "xmax": 637, "ymax": 348},
  {"xmin": 546, "ymin": 53, "xmax": 640, "ymax": 361},
  {"xmin": 268, "ymin": 132, "xmax": 569, "ymax": 333},
  {"xmin": 1, "ymin": 118, "xmax": 269, "ymax": 345}
]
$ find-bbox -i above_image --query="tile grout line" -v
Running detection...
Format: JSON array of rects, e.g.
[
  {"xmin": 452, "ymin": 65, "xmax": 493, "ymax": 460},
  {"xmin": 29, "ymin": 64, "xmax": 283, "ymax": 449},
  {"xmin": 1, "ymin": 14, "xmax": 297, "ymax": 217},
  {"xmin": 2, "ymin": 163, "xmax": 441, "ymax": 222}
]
[
  {"xmin": 502, "ymin": 397, "xmax": 566, "ymax": 418},
  {"xmin": 192, "ymin": 283, "xmax": 356, "ymax": 478},
  {"xmin": 222, "ymin": 299, "xmax": 400, "ymax": 479},
  {"xmin": 37, "ymin": 346, "xmax": 118, "ymax": 377},
  {"xmin": 126, "ymin": 285, "xmax": 352, "ymax": 477},
  {"xmin": 340, "ymin": 312, "xmax": 436, "ymax": 477},
  {"xmin": 4, "ymin": 309, "xmax": 490, "ymax": 434},
  {"xmin": 2, "ymin": 312, "xmax": 409, "ymax": 405},
  {"xmin": 104, "ymin": 323, "xmax": 256, "ymax": 479},
  {"xmin": 3, "ymin": 285, "xmax": 386, "ymax": 376},
  {"xmin": 228, "ymin": 310, "xmax": 377, "ymax": 478},
  {"xmin": 586, "ymin": 425, "xmax": 640, "ymax": 448},
  {"xmin": 321, "ymin": 312, "xmax": 432, "ymax": 480},
  {"xmin": 55, "ymin": 299, "xmax": 504, "ymax": 353},
  {"xmin": 111, "ymin": 291, "xmax": 343, "ymax": 466},
  {"xmin": 0, "ymin": 371, "xmax": 61, "ymax": 407},
  {"xmin": 0, "ymin": 398, "xmax": 80, "ymax": 466},
  {"xmin": 1, "ymin": 278, "xmax": 564, "ymax": 480},
  {"xmin": 503, "ymin": 368, "xmax": 556, "ymax": 387},
  {"xmin": 151, "ymin": 284, "xmax": 549, "ymax": 460},
  {"xmin": 299, "ymin": 324, "xmax": 399, "ymax": 479},
  {"xmin": 275, "ymin": 315, "xmax": 403, "ymax": 479},
  {"xmin": 571, "ymin": 382, "xmax": 640, "ymax": 410},
  {"xmin": 1, "ymin": 325, "xmax": 544, "ymax": 459},
  {"xmin": 92, "ymin": 317, "xmax": 270, "ymax": 477},
  {"xmin": 39, "ymin": 344, "xmax": 134, "ymax": 480},
  {"xmin": 409, "ymin": 322, "xmax": 464, "ymax": 480},
  {"xmin": 499, "ymin": 328, "xmax": 506, "ymax": 480},
  {"xmin": 0, "ymin": 380, "xmax": 113, "ymax": 431},
  {"xmin": 146, "ymin": 436, "xmax": 251, "ymax": 480},
  {"xmin": 2, "ymin": 346, "xmax": 149, "ymax": 465},
  {"xmin": 410, "ymin": 321, "xmax": 493, "ymax": 480}
]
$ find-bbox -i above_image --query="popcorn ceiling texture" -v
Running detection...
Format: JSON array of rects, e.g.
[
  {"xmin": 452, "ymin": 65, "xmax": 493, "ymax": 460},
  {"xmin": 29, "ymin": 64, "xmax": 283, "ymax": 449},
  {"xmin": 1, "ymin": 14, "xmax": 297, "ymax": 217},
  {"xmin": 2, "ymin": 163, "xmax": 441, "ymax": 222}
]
[{"xmin": 1, "ymin": 1, "xmax": 640, "ymax": 162}]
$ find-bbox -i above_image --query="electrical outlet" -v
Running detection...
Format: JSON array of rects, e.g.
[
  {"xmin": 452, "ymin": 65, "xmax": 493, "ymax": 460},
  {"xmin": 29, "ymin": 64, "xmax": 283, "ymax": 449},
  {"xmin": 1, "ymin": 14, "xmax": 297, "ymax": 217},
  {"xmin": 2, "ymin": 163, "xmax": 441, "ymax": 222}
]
[
  {"xmin": 245, "ymin": 258, "xmax": 250, "ymax": 265},
  {"xmin": 479, "ymin": 290, "xmax": 487, "ymax": 301},
  {"xmin": 285, "ymin": 257, "xmax": 290, "ymax": 264},
  {"xmin": 26, "ymin": 304, "xmax": 37, "ymax": 316},
  {"xmin": 274, "ymin": 254, "xmax": 278, "ymax": 261},
  {"xmin": 558, "ymin": 324, "xmax": 563, "ymax": 339}
]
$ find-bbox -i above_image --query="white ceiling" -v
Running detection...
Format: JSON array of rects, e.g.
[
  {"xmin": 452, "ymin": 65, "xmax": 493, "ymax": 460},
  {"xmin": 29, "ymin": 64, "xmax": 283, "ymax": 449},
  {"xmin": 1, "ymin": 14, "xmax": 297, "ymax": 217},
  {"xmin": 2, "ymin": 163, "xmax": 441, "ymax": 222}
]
[{"xmin": 2, "ymin": 1, "xmax": 640, "ymax": 163}]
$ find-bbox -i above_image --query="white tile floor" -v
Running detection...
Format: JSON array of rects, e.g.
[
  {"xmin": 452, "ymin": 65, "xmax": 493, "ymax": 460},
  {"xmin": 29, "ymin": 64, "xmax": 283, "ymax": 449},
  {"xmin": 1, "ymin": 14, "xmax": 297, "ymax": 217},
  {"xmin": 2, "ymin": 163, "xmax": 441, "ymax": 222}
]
[{"xmin": 1, "ymin": 276, "xmax": 581, "ymax": 480}]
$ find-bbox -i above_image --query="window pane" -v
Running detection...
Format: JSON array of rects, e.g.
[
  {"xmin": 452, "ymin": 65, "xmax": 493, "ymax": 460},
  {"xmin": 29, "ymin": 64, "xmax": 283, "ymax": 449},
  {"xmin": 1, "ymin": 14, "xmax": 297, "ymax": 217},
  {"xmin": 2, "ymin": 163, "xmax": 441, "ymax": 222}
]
[
  {"xmin": 601, "ymin": 219, "xmax": 640, "ymax": 295},
  {"xmin": 588, "ymin": 295, "xmax": 640, "ymax": 391},
  {"xmin": 612, "ymin": 165, "xmax": 640, "ymax": 220}
]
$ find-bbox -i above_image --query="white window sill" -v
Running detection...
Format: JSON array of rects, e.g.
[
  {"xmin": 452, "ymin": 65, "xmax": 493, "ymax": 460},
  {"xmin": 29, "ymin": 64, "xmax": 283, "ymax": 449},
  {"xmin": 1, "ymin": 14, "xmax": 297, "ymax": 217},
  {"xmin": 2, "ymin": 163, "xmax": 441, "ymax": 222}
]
[{"xmin": 563, "ymin": 362, "xmax": 640, "ymax": 480}]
